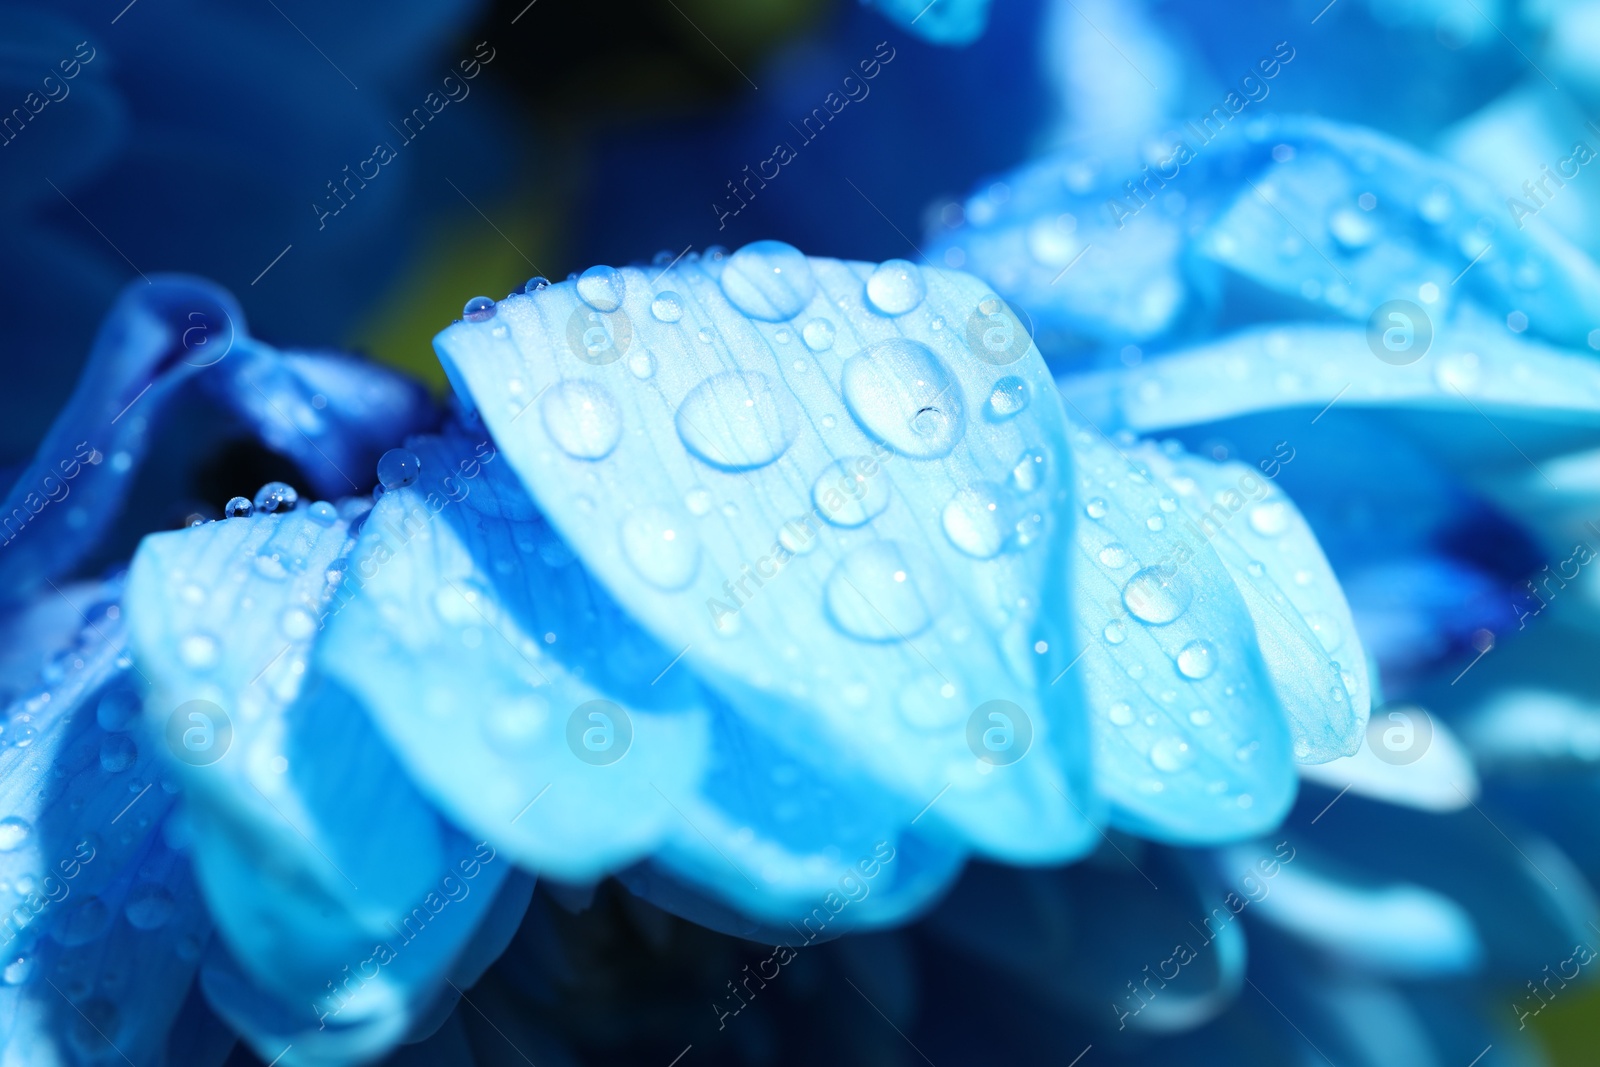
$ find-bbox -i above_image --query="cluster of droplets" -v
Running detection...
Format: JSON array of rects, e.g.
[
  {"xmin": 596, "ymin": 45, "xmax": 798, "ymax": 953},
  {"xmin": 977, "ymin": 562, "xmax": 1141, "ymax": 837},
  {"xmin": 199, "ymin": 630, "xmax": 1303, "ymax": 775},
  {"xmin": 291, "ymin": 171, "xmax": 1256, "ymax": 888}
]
[{"xmin": 223, "ymin": 481, "xmax": 299, "ymax": 520}]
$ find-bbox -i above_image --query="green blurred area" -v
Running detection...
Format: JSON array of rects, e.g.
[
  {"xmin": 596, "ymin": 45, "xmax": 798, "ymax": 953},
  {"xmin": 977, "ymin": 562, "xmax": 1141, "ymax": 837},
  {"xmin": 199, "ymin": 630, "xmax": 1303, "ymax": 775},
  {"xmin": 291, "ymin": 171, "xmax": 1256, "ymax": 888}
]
[
  {"xmin": 348, "ymin": 0, "xmax": 830, "ymax": 385},
  {"xmin": 1530, "ymin": 978, "xmax": 1600, "ymax": 1064}
]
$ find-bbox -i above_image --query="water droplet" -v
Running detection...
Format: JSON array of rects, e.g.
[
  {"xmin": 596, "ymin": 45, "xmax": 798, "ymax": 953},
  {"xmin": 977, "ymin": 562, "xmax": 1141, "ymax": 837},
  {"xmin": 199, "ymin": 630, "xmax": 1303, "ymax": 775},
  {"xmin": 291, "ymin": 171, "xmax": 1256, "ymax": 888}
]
[
  {"xmin": 542, "ymin": 380, "xmax": 622, "ymax": 461},
  {"xmin": 307, "ymin": 501, "xmax": 338, "ymax": 526},
  {"xmin": 986, "ymin": 376, "xmax": 1029, "ymax": 420},
  {"xmin": 841, "ymin": 339, "xmax": 965, "ymax": 459},
  {"xmin": 1248, "ymin": 502, "xmax": 1289, "ymax": 537},
  {"xmin": 720, "ymin": 241, "xmax": 816, "ymax": 321},
  {"xmin": 864, "ymin": 259, "xmax": 926, "ymax": 315},
  {"xmin": 253, "ymin": 481, "xmax": 298, "ymax": 514},
  {"xmin": 1150, "ymin": 736, "xmax": 1193, "ymax": 772},
  {"xmin": 1108, "ymin": 702, "xmax": 1134, "ymax": 726},
  {"xmin": 628, "ymin": 351, "xmax": 657, "ymax": 379},
  {"xmin": 1176, "ymin": 639, "xmax": 1217, "ymax": 679},
  {"xmin": 376, "ymin": 448, "xmax": 421, "ymax": 490},
  {"xmin": 223, "ymin": 496, "xmax": 253, "ymax": 519},
  {"xmin": 621, "ymin": 507, "xmax": 700, "ymax": 590},
  {"xmin": 778, "ymin": 517, "xmax": 818, "ymax": 555},
  {"xmin": 1011, "ymin": 451, "xmax": 1045, "ymax": 493},
  {"xmin": 96, "ymin": 688, "xmax": 140, "ymax": 732},
  {"xmin": 942, "ymin": 483, "xmax": 1010, "ymax": 559},
  {"xmin": 1123, "ymin": 566, "xmax": 1193, "ymax": 625},
  {"xmin": 179, "ymin": 633, "xmax": 219, "ymax": 669},
  {"xmin": 463, "ymin": 296, "xmax": 496, "ymax": 322},
  {"xmin": 676, "ymin": 370, "xmax": 798, "ymax": 471},
  {"xmin": 524, "ymin": 276, "xmax": 549, "ymax": 293},
  {"xmin": 1098, "ymin": 543, "xmax": 1130, "ymax": 568},
  {"xmin": 825, "ymin": 541, "xmax": 945, "ymax": 642},
  {"xmin": 281, "ymin": 606, "xmax": 317, "ymax": 640},
  {"xmin": 1146, "ymin": 515, "xmax": 1165, "ymax": 532},
  {"xmin": 1329, "ymin": 208, "xmax": 1375, "ymax": 250},
  {"xmin": 99, "ymin": 734, "xmax": 136, "ymax": 773},
  {"xmin": 2, "ymin": 955, "xmax": 32, "ymax": 985},
  {"xmin": 57, "ymin": 897, "xmax": 112, "ymax": 946},
  {"xmin": 1189, "ymin": 708, "xmax": 1213, "ymax": 726},
  {"xmin": 802, "ymin": 318, "xmax": 836, "ymax": 351},
  {"xmin": 651, "ymin": 292, "xmax": 684, "ymax": 322},
  {"xmin": 0, "ymin": 817, "xmax": 31, "ymax": 852},
  {"xmin": 1103, "ymin": 620, "xmax": 1126, "ymax": 644},
  {"xmin": 812, "ymin": 457, "xmax": 890, "ymax": 527},
  {"xmin": 577, "ymin": 265, "xmax": 625, "ymax": 311},
  {"xmin": 1084, "ymin": 498, "xmax": 1108, "ymax": 520},
  {"xmin": 1303, "ymin": 611, "xmax": 1343, "ymax": 652},
  {"xmin": 124, "ymin": 883, "xmax": 175, "ymax": 930},
  {"xmin": 684, "ymin": 488, "xmax": 713, "ymax": 516}
]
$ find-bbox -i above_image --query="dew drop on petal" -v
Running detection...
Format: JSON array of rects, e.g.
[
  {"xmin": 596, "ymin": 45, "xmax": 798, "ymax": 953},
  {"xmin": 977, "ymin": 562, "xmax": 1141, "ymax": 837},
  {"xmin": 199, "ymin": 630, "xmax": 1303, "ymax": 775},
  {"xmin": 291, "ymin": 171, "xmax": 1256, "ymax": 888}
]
[
  {"xmin": 825, "ymin": 541, "xmax": 946, "ymax": 642},
  {"xmin": 651, "ymin": 292, "xmax": 684, "ymax": 322},
  {"xmin": 720, "ymin": 241, "xmax": 816, "ymax": 321},
  {"xmin": 676, "ymin": 370, "xmax": 798, "ymax": 471},
  {"xmin": 463, "ymin": 296, "xmax": 496, "ymax": 322},
  {"xmin": 621, "ymin": 507, "xmax": 700, "ymax": 590},
  {"xmin": 376, "ymin": 448, "xmax": 421, "ymax": 490},
  {"xmin": 865, "ymin": 259, "xmax": 926, "ymax": 316},
  {"xmin": 1150, "ymin": 736, "xmax": 1194, "ymax": 772},
  {"xmin": 253, "ymin": 481, "xmax": 298, "ymax": 514},
  {"xmin": 542, "ymin": 380, "xmax": 622, "ymax": 460},
  {"xmin": 576, "ymin": 265, "xmax": 626, "ymax": 311},
  {"xmin": 802, "ymin": 318, "xmax": 836, "ymax": 351},
  {"xmin": 124, "ymin": 883, "xmax": 175, "ymax": 930},
  {"xmin": 223, "ymin": 496, "xmax": 253, "ymax": 519},
  {"xmin": 941, "ymin": 483, "xmax": 1010, "ymax": 559},
  {"xmin": 1098, "ymin": 543, "xmax": 1130, "ymax": 568},
  {"xmin": 986, "ymin": 376, "xmax": 1029, "ymax": 420},
  {"xmin": 841, "ymin": 339, "xmax": 965, "ymax": 459},
  {"xmin": 1176, "ymin": 639, "xmax": 1217, "ymax": 679},
  {"xmin": 1123, "ymin": 566, "xmax": 1192, "ymax": 625},
  {"xmin": 0, "ymin": 817, "xmax": 31, "ymax": 852},
  {"xmin": 1108, "ymin": 702, "xmax": 1134, "ymax": 726},
  {"xmin": 1248, "ymin": 502, "xmax": 1289, "ymax": 537},
  {"xmin": 812, "ymin": 458, "xmax": 890, "ymax": 528}
]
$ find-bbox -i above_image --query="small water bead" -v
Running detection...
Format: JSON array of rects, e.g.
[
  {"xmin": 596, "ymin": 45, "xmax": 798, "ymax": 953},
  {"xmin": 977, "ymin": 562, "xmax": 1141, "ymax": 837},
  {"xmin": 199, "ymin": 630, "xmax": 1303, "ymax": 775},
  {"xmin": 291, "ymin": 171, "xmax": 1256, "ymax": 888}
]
[
  {"xmin": 1150, "ymin": 736, "xmax": 1194, "ymax": 772},
  {"xmin": 720, "ymin": 241, "xmax": 816, "ymax": 321},
  {"xmin": 306, "ymin": 501, "xmax": 338, "ymax": 526},
  {"xmin": 178, "ymin": 633, "xmax": 219, "ymax": 669},
  {"xmin": 651, "ymin": 292, "xmax": 684, "ymax": 322},
  {"xmin": 1158, "ymin": 495, "xmax": 1178, "ymax": 514},
  {"xmin": 96, "ymin": 688, "xmax": 141, "ymax": 732},
  {"xmin": 864, "ymin": 259, "xmax": 927, "ymax": 316},
  {"xmin": 99, "ymin": 734, "xmax": 137, "ymax": 773},
  {"xmin": 941, "ymin": 483, "xmax": 1010, "ymax": 559},
  {"xmin": 1146, "ymin": 515, "xmax": 1165, "ymax": 532},
  {"xmin": 684, "ymin": 488, "xmax": 713, "ymax": 517},
  {"xmin": 802, "ymin": 318, "xmax": 835, "ymax": 351},
  {"xmin": 1084, "ymin": 498, "xmax": 1108, "ymax": 520},
  {"xmin": 124, "ymin": 883, "xmax": 175, "ymax": 930},
  {"xmin": 253, "ymin": 481, "xmax": 298, "ymax": 514},
  {"xmin": 576, "ymin": 265, "xmax": 626, "ymax": 311},
  {"xmin": 1011, "ymin": 451, "xmax": 1045, "ymax": 493},
  {"xmin": 1108, "ymin": 702, "xmax": 1135, "ymax": 726},
  {"xmin": 696, "ymin": 327, "xmax": 713, "ymax": 344},
  {"xmin": 1189, "ymin": 708, "xmax": 1213, "ymax": 726},
  {"xmin": 524, "ymin": 276, "xmax": 550, "ymax": 293},
  {"xmin": 0, "ymin": 816, "xmax": 31, "ymax": 852},
  {"xmin": 376, "ymin": 448, "xmax": 421, "ymax": 490},
  {"xmin": 57, "ymin": 897, "xmax": 112, "ymax": 947},
  {"xmin": 1246, "ymin": 560, "xmax": 1266, "ymax": 578},
  {"xmin": 1176, "ymin": 639, "xmax": 1217, "ymax": 679},
  {"xmin": 280, "ymin": 606, "xmax": 318, "ymax": 640},
  {"xmin": 1328, "ymin": 208, "xmax": 1375, "ymax": 250},
  {"xmin": 812, "ymin": 457, "xmax": 890, "ymax": 528},
  {"xmin": 841, "ymin": 339, "xmax": 965, "ymax": 459},
  {"xmin": 1098, "ymin": 543, "xmax": 1130, "ymax": 568},
  {"xmin": 620, "ymin": 507, "xmax": 700, "ymax": 590},
  {"xmin": 676, "ymin": 370, "xmax": 799, "ymax": 471},
  {"xmin": 1103, "ymin": 620, "xmax": 1127, "ymax": 645},
  {"xmin": 1303, "ymin": 611, "xmax": 1343, "ymax": 652},
  {"xmin": 986, "ymin": 376, "xmax": 1029, "ymax": 420},
  {"xmin": 541, "ymin": 380, "xmax": 623, "ymax": 461},
  {"xmin": 824, "ymin": 541, "xmax": 946, "ymax": 642},
  {"xmin": 628, "ymin": 351, "xmax": 656, "ymax": 379},
  {"xmin": 1122, "ymin": 566, "xmax": 1193, "ymax": 625},
  {"xmin": 2, "ymin": 956, "xmax": 32, "ymax": 985},
  {"xmin": 462, "ymin": 296, "xmax": 496, "ymax": 323},
  {"xmin": 223, "ymin": 496, "xmax": 253, "ymax": 519},
  {"xmin": 1248, "ymin": 502, "xmax": 1289, "ymax": 537}
]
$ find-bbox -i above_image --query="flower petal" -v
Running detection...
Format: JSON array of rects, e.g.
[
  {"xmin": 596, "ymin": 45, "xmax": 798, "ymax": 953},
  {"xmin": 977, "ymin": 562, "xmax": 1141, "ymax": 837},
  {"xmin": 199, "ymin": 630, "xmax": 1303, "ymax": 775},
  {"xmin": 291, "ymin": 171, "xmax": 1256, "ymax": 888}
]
[{"xmin": 434, "ymin": 248, "xmax": 1099, "ymax": 863}]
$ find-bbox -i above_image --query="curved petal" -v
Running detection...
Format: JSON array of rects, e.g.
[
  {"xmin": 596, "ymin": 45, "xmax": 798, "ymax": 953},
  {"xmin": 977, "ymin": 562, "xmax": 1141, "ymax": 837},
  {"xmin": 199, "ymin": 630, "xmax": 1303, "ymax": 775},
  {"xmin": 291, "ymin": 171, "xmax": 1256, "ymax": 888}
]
[
  {"xmin": 863, "ymin": 0, "xmax": 993, "ymax": 45},
  {"xmin": 434, "ymin": 246, "xmax": 1099, "ymax": 864},
  {"xmin": 1065, "ymin": 423, "xmax": 1297, "ymax": 841}
]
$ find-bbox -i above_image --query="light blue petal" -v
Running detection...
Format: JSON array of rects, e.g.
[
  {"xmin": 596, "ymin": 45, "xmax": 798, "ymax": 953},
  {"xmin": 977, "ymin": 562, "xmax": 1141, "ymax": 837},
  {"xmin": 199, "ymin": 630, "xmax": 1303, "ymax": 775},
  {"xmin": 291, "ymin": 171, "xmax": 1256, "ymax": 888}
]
[
  {"xmin": 316, "ymin": 431, "xmax": 710, "ymax": 883},
  {"xmin": 1135, "ymin": 441, "xmax": 1370, "ymax": 760},
  {"xmin": 0, "ymin": 580, "xmax": 212, "ymax": 1067},
  {"xmin": 125, "ymin": 509, "xmax": 515, "ymax": 1065},
  {"xmin": 1065, "ymin": 423, "xmax": 1296, "ymax": 841},
  {"xmin": 861, "ymin": 0, "xmax": 993, "ymax": 45},
  {"xmin": 434, "ymin": 247, "xmax": 1100, "ymax": 864}
]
